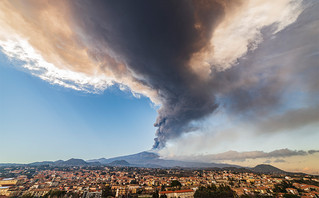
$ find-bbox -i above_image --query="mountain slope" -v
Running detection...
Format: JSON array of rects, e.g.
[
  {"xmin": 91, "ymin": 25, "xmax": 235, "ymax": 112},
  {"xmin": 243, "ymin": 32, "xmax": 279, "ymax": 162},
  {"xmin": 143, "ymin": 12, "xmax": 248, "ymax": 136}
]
[
  {"xmin": 29, "ymin": 159, "xmax": 99, "ymax": 167},
  {"xmin": 88, "ymin": 151, "xmax": 158, "ymax": 164},
  {"xmin": 108, "ymin": 160, "xmax": 130, "ymax": 166},
  {"xmin": 88, "ymin": 151, "xmax": 240, "ymax": 168},
  {"xmin": 56, "ymin": 158, "xmax": 89, "ymax": 166},
  {"xmin": 251, "ymin": 164, "xmax": 286, "ymax": 174}
]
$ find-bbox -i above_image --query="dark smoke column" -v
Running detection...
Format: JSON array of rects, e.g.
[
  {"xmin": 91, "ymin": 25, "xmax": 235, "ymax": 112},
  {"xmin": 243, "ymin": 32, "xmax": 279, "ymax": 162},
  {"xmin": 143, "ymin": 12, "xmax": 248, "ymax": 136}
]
[{"xmin": 70, "ymin": 0, "xmax": 227, "ymax": 148}]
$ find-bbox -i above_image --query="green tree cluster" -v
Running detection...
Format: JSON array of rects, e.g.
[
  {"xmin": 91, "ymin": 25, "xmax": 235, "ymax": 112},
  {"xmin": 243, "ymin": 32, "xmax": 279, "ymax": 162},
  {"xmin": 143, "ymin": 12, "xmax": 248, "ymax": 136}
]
[
  {"xmin": 194, "ymin": 184, "xmax": 235, "ymax": 198},
  {"xmin": 102, "ymin": 186, "xmax": 115, "ymax": 198},
  {"xmin": 273, "ymin": 181, "xmax": 294, "ymax": 193},
  {"xmin": 170, "ymin": 180, "xmax": 182, "ymax": 188}
]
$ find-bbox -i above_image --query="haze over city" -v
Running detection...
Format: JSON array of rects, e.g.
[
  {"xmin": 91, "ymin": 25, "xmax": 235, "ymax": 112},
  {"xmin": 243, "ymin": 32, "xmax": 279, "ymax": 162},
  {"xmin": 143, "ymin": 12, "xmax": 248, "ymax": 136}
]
[{"xmin": 0, "ymin": 0, "xmax": 319, "ymax": 176}]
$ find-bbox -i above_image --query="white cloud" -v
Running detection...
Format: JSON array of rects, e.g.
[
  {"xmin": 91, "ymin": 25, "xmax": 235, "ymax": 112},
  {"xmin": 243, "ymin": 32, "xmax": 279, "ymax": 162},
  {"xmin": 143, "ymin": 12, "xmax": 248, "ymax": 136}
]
[
  {"xmin": 190, "ymin": 0, "xmax": 304, "ymax": 77},
  {"xmin": 0, "ymin": 1, "xmax": 161, "ymax": 104},
  {"xmin": 0, "ymin": 37, "xmax": 114, "ymax": 92}
]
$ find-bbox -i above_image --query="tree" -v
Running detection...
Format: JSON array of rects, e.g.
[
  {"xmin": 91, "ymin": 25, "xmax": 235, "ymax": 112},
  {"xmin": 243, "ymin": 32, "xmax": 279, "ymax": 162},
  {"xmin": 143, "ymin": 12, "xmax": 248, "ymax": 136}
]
[
  {"xmin": 152, "ymin": 190, "xmax": 159, "ymax": 198},
  {"xmin": 66, "ymin": 191, "xmax": 80, "ymax": 198},
  {"xmin": 170, "ymin": 180, "xmax": 182, "ymax": 188},
  {"xmin": 45, "ymin": 190, "xmax": 66, "ymax": 198},
  {"xmin": 240, "ymin": 195, "xmax": 273, "ymax": 198},
  {"xmin": 102, "ymin": 186, "xmax": 115, "ymax": 198},
  {"xmin": 274, "ymin": 181, "xmax": 294, "ymax": 193},
  {"xmin": 283, "ymin": 194, "xmax": 300, "ymax": 198},
  {"xmin": 194, "ymin": 184, "xmax": 235, "ymax": 198},
  {"xmin": 21, "ymin": 194, "xmax": 34, "ymax": 198},
  {"xmin": 130, "ymin": 179, "xmax": 138, "ymax": 184}
]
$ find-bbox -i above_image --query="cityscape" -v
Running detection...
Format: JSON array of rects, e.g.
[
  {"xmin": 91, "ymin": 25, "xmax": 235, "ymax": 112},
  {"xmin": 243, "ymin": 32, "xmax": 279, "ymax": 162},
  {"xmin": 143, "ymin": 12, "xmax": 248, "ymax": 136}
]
[
  {"xmin": 1, "ymin": 0, "xmax": 319, "ymax": 197},
  {"xmin": 1, "ymin": 151, "xmax": 319, "ymax": 198},
  {"xmin": 0, "ymin": 162, "xmax": 319, "ymax": 198}
]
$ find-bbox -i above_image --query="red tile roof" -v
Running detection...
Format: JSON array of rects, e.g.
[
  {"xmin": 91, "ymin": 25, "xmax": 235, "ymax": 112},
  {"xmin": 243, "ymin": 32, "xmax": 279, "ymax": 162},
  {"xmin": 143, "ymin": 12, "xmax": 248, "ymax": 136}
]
[{"xmin": 159, "ymin": 189, "xmax": 194, "ymax": 194}]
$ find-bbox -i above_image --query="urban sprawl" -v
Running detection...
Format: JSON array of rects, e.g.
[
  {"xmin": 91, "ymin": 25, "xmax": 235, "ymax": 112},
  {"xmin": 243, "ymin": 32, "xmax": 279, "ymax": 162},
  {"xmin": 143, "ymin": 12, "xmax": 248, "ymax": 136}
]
[{"xmin": 0, "ymin": 166, "xmax": 318, "ymax": 198}]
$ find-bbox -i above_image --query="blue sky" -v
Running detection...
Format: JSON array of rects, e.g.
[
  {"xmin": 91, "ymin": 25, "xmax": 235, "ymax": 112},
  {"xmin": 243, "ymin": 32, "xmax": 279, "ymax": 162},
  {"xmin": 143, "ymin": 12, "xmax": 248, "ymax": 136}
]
[
  {"xmin": 0, "ymin": 52, "xmax": 157, "ymax": 163},
  {"xmin": 0, "ymin": 1, "xmax": 318, "ymax": 174}
]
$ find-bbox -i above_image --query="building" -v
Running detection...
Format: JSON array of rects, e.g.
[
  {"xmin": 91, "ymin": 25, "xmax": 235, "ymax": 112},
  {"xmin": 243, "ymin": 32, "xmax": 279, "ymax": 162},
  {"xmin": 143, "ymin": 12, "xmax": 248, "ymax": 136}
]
[
  {"xmin": 0, "ymin": 187, "xmax": 9, "ymax": 196},
  {"xmin": 286, "ymin": 188, "xmax": 299, "ymax": 195},
  {"xmin": 82, "ymin": 191, "xmax": 102, "ymax": 198},
  {"xmin": 159, "ymin": 189, "xmax": 194, "ymax": 198},
  {"xmin": 0, "ymin": 179, "xmax": 17, "ymax": 186}
]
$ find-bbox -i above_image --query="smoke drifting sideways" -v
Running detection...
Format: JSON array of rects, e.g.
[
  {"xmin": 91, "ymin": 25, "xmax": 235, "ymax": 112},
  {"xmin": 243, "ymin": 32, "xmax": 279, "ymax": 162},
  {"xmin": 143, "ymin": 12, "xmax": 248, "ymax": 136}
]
[
  {"xmin": 0, "ymin": 0, "xmax": 317, "ymax": 149},
  {"xmin": 68, "ymin": 0, "xmax": 228, "ymax": 149}
]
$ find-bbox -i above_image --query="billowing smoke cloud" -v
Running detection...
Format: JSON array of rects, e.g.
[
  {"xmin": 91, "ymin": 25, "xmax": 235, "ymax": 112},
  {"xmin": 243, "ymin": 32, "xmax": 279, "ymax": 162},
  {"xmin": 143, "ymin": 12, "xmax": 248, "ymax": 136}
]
[
  {"xmin": 67, "ymin": 0, "xmax": 229, "ymax": 148},
  {"xmin": 0, "ymin": 0, "xmax": 317, "ymax": 149},
  {"xmin": 257, "ymin": 105, "xmax": 319, "ymax": 133}
]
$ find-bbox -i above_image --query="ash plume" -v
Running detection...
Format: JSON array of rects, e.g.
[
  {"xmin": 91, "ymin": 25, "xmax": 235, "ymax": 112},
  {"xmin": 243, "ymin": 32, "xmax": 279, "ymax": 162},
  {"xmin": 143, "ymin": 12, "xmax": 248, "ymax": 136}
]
[
  {"xmin": 0, "ymin": 0, "xmax": 316, "ymax": 150},
  {"xmin": 68, "ymin": 0, "xmax": 228, "ymax": 148}
]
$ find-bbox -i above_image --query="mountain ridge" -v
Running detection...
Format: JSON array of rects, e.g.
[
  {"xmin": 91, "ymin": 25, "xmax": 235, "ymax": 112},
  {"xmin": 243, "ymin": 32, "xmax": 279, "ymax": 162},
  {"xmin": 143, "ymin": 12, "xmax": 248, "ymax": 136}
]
[
  {"xmin": 0, "ymin": 151, "xmax": 306, "ymax": 175},
  {"xmin": 251, "ymin": 164, "xmax": 287, "ymax": 174},
  {"xmin": 28, "ymin": 158, "xmax": 99, "ymax": 167},
  {"xmin": 88, "ymin": 151, "xmax": 240, "ymax": 168}
]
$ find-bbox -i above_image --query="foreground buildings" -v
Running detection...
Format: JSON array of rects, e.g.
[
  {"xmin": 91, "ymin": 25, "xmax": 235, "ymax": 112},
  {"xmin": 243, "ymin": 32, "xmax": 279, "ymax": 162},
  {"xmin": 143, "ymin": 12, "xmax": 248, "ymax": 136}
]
[{"xmin": 0, "ymin": 166, "xmax": 318, "ymax": 198}]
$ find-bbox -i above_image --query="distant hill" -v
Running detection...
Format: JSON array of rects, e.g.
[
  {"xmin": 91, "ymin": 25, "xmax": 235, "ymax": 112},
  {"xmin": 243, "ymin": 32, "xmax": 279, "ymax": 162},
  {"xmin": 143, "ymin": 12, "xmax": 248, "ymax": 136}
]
[
  {"xmin": 207, "ymin": 164, "xmax": 299, "ymax": 175},
  {"xmin": 108, "ymin": 160, "xmax": 130, "ymax": 166},
  {"xmin": 0, "ymin": 163, "xmax": 24, "ymax": 167},
  {"xmin": 88, "ymin": 151, "xmax": 159, "ymax": 164},
  {"xmin": 56, "ymin": 158, "xmax": 88, "ymax": 166},
  {"xmin": 87, "ymin": 151, "xmax": 240, "ymax": 168},
  {"xmin": 29, "ymin": 159, "xmax": 100, "ymax": 167},
  {"xmin": 251, "ymin": 164, "xmax": 286, "ymax": 174},
  {"xmin": 29, "ymin": 161, "xmax": 55, "ymax": 166},
  {"xmin": 0, "ymin": 151, "xmax": 307, "ymax": 175}
]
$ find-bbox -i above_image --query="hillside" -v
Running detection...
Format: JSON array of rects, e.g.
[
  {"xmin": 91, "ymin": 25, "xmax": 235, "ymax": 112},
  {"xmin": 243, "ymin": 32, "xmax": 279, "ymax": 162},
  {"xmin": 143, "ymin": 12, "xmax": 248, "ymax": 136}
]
[
  {"xmin": 251, "ymin": 164, "xmax": 286, "ymax": 174},
  {"xmin": 87, "ymin": 151, "xmax": 240, "ymax": 168}
]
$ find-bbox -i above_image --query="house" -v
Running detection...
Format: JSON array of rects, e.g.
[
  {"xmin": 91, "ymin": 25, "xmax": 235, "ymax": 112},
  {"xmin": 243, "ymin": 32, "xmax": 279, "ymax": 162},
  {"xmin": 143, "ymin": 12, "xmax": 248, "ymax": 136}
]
[
  {"xmin": 286, "ymin": 188, "xmax": 299, "ymax": 195},
  {"xmin": 159, "ymin": 189, "xmax": 194, "ymax": 198}
]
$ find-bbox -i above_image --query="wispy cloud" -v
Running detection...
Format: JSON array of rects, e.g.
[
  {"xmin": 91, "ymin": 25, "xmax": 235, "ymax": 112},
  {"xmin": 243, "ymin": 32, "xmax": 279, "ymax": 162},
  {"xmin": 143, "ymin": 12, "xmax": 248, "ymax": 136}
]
[
  {"xmin": 0, "ymin": 37, "xmax": 114, "ymax": 92},
  {"xmin": 308, "ymin": 150, "xmax": 319, "ymax": 154},
  {"xmin": 274, "ymin": 159, "xmax": 286, "ymax": 163},
  {"xmin": 162, "ymin": 148, "xmax": 317, "ymax": 162},
  {"xmin": 191, "ymin": 0, "xmax": 304, "ymax": 74}
]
